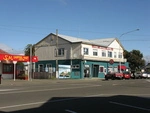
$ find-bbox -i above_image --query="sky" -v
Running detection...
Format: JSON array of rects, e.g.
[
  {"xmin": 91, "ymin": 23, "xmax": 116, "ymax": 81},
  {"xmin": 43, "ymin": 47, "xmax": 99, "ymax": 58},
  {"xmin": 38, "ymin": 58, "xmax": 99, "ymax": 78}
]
[{"xmin": 0, "ymin": 0, "xmax": 150, "ymax": 57}]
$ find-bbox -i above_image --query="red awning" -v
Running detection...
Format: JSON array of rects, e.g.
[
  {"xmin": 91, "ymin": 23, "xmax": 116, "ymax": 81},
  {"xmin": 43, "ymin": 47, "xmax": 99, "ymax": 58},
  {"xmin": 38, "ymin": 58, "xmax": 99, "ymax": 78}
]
[
  {"xmin": 118, "ymin": 65, "xmax": 126, "ymax": 70},
  {"xmin": 0, "ymin": 54, "xmax": 38, "ymax": 62}
]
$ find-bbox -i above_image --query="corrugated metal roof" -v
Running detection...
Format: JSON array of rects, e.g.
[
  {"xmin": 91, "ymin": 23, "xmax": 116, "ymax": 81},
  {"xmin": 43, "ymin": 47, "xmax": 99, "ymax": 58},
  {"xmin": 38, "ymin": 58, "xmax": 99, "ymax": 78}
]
[
  {"xmin": 57, "ymin": 34, "xmax": 116, "ymax": 47},
  {"xmin": 0, "ymin": 49, "xmax": 10, "ymax": 54},
  {"xmin": 57, "ymin": 34, "xmax": 91, "ymax": 43},
  {"xmin": 90, "ymin": 38, "xmax": 116, "ymax": 46}
]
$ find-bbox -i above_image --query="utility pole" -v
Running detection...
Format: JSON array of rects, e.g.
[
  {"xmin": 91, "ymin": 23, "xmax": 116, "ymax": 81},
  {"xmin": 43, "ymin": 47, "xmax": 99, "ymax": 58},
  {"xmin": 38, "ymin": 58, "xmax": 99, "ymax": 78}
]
[
  {"xmin": 56, "ymin": 29, "xmax": 58, "ymax": 78},
  {"xmin": 29, "ymin": 44, "xmax": 32, "ymax": 81}
]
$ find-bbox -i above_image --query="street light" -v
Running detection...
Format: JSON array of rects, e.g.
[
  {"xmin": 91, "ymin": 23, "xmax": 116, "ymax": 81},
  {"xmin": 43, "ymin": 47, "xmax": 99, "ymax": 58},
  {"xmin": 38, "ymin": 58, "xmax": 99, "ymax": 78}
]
[{"xmin": 119, "ymin": 29, "xmax": 139, "ymax": 72}]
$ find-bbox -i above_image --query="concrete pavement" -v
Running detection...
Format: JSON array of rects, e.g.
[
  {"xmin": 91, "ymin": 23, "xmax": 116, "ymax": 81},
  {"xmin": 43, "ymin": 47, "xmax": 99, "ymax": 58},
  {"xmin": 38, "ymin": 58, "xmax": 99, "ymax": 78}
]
[{"xmin": 0, "ymin": 78, "xmax": 103, "ymax": 87}]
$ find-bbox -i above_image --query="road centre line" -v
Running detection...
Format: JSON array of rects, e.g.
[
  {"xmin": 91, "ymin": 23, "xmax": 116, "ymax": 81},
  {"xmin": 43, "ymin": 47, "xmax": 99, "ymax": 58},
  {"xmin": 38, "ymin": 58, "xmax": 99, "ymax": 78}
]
[
  {"xmin": 109, "ymin": 101, "xmax": 150, "ymax": 112},
  {"xmin": 0, "ymin": 85, "xmax": 102, "ymax": 94}
]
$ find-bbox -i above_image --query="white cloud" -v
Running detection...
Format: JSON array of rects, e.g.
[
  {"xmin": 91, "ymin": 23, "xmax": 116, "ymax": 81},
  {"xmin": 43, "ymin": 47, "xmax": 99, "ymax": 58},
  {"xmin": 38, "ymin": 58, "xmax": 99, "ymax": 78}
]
[{"xmin": 144, "ymin": 55, "xmax": 150, "ymax": 64}]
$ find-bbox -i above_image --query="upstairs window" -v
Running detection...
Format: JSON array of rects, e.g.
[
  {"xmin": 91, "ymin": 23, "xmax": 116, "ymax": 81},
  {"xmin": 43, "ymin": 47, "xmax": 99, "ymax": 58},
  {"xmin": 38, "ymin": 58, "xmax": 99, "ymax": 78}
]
[
  {"xmin": 58, "ymin": 48, "xmax": 64, "ymax": 56},
  {"xmin": 114, "ymin": 52, "xmax": 117, "ymax": 58},
  {"xmin": 108, "ymin": 51, "xmax": 112, "ymax": 57},
  {"xmin": 102, "ymin": 50, "xmax": 106, "ymax": 57},
  {"xmin": 118, "ymin": 52, "xmax": 122, "ymax": 58},
  {"xmin": 83, "ymin": 48, "xmax": 89, "ymax": 55},
  {"xmin": 93, "ymin": 49, "xmax": 98, "ymax": 56}
]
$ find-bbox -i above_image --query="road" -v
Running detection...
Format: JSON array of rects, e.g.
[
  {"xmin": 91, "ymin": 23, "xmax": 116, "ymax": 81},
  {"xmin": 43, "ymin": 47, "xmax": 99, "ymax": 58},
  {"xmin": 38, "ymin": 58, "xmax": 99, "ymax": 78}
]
[{"xmin": 0, "ymin": 79, "xmax": 150, "ymax": 113}]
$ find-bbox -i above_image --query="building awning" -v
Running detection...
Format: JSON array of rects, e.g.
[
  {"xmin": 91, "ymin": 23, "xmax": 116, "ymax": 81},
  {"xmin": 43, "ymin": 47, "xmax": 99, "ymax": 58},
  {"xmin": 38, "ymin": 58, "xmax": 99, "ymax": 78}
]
[
  {"xmin": 118, "ymin": 65, "xmax": 127, "ymax": 70},
  {"xmin": 0, "ymin": 54, "xmax": 38, "ymax": 62}
]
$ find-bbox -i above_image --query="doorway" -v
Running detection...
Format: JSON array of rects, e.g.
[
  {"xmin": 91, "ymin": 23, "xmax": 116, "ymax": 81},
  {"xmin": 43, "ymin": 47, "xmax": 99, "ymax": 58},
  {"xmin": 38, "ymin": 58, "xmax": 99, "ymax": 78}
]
[
  {"xmin": 93, "ymin": 65, "xmax": 99, "ymax": 77},
  {"xmin": 84, "ymin": 67, "xmax": 90, "ymax": 78}
]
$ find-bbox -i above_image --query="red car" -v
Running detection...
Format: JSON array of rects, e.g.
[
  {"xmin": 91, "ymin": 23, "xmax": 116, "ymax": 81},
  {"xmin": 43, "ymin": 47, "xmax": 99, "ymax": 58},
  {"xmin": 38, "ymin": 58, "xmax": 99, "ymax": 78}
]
[
  {"xmin": 123, "ymin": 72, "xmax": 131, "ymax": 79},
  {"xmin": 105, "ymin": 72, "xmax": 123, "ymax": 80}
]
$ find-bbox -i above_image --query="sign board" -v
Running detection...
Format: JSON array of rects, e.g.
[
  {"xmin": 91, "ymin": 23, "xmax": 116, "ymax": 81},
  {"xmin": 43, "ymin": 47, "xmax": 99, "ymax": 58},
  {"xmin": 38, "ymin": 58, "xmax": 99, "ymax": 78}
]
[{"xmin": 0, "ymin": 54, "xmax": 38, "ymax": 62}]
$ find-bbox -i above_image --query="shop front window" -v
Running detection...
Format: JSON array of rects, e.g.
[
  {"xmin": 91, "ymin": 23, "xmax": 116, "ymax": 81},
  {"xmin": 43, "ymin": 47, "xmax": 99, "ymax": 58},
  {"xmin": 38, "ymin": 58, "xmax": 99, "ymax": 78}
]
[{"xmin": 3, "ymin": 63, "xmax": 13, "ymax": 74}]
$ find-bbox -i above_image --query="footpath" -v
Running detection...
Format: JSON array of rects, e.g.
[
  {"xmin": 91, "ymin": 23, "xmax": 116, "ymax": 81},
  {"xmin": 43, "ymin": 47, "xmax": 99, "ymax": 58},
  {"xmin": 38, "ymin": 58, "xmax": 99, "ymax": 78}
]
[
  {"xmin": 0, "ymin": 79, "xmax": 72, "ymax": 87},
  {"xmin": 0, "ymin": 78, "xmax": 102, "ymax": 88}
]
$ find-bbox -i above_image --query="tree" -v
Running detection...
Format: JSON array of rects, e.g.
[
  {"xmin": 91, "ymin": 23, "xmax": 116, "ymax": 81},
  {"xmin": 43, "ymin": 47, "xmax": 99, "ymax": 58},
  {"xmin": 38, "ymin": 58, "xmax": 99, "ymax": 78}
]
[
  {"xmin": 24, "ymin": 44, "xmax": 35, "ymax": 56},
  {"xmin": 124, "ymin": 49, "xmax": 145, "ymax": 70}
]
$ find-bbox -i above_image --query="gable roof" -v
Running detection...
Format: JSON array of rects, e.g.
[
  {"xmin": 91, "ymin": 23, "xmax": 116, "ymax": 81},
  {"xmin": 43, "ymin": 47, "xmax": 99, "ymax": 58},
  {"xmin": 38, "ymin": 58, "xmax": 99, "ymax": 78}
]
[
  {"xmin": 57, "ymin": 34, "xmax": 118, "ymax": 47},
  {"xmin": 90, "ymin": 38, "xmax": 117, "ymax": 47},
  {"xmin": 0, "ymin": 49, "xmax": 10, "ymax": 54},
  {"xmin": 35, "ymin": 33, "xmax": 122, "ymax": 48},
  {"xmin": 57, "ymin": 34, "xmax": 91, "ymax": 43}
]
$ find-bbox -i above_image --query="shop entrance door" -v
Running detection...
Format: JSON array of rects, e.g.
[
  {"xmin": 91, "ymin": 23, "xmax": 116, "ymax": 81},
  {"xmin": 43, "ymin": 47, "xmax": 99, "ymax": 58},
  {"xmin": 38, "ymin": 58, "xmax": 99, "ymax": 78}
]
[
  {"xmin": 84, "ymin": 67, "xmax": 90, "ymax": 78},
  {"xmin": 93, "ymin": 65, "xmax": 99, "ymax": 77}
]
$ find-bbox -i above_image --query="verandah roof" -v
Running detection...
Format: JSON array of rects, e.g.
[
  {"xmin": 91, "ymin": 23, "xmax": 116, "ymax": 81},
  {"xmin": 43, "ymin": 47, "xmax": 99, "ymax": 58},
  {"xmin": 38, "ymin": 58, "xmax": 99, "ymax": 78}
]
[{"xmin": 0, "ymin": 54, "xmax": 38, "ymax": 62}]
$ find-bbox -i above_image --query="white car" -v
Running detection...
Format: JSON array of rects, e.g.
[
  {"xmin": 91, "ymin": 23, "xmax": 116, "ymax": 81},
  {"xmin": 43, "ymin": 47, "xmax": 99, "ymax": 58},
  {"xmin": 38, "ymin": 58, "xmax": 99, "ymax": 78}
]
[
  {"xmin": 141, "ymin": 72, "xmax": 148, "ymax": 78},
  {"xmin": 147, "ymin": 73, "xmax": 150, "ymax": 79}
]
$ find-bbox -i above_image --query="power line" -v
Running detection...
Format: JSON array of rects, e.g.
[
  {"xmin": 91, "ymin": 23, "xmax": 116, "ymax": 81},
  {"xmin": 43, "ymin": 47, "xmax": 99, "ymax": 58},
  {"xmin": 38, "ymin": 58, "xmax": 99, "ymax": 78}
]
[
  {"xmin": 0, "ymin": 24, "xmax": 150, "ymax": 37},
  {"xmin": 121, "ymin": 39, "xmax": 150, "ymax": 41},
  {"xmin": 0, "ymin": 27, "xmax": 47, "ymax": 36}
]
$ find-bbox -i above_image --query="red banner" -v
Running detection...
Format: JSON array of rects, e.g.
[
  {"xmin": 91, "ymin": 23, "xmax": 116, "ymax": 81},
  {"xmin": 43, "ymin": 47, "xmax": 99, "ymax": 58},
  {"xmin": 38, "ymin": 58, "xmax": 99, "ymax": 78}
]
[{"xmin": 0, "ymin": 54, "xmax": 38, "ymax": 62}]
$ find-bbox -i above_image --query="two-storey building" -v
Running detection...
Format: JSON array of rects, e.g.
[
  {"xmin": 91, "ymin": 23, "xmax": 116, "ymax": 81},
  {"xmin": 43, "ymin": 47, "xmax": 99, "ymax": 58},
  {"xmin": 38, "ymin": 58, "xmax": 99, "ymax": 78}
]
[{"xmin": 34, "ymin": 33, "xmax": 128, "ymax": 79}]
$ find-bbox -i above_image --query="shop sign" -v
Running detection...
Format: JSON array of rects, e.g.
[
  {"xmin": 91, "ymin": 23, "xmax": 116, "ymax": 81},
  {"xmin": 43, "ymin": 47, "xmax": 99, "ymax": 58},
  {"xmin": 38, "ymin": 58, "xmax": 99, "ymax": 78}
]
[{"xmin": 0, "ymin": 54, "xmax": 38, "ymax": 62}]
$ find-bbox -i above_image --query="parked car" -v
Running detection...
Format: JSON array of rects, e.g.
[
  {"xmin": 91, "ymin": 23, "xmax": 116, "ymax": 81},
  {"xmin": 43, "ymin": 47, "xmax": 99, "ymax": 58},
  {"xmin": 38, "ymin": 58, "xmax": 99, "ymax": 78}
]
[
  {"xmin": 123, "ymin": 72, "xmax": 131, "ymax": 79},
  {"xmin": 130, "ymin": 71, "xmax": 141, "ymax": 79},
  {"xmin": 105, "ymin": 72, "xmax": 123, "ymax": 80},
  {"xmin": 140, "ymin": 72, "xmax": 148, "ymax": 78},
  {"xmin": 147, "ymin": 72, "xmax": 150, "ymax": 79}
]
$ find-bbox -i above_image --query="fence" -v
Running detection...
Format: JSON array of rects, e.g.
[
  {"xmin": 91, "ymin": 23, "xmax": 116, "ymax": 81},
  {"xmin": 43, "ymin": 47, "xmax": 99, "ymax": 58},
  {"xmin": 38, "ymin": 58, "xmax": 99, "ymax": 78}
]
[{"xmin": 32, "ymin": 67, "xmax": 56, "ymax": 79}]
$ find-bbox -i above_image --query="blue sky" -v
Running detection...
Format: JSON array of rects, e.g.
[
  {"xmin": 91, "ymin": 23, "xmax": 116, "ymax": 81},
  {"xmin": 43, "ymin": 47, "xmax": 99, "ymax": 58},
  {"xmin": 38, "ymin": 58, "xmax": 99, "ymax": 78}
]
[{"xmin": 0, "ymin": 0, "xmax": 150, "ymax": 57}]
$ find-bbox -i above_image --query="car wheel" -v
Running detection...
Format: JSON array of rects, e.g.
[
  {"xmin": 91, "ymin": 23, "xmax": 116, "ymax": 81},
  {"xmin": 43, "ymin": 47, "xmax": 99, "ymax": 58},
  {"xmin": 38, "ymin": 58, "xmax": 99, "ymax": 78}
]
[{"xmin": 105, "ymin": 78, "xmax": 108, "ymax": 80}]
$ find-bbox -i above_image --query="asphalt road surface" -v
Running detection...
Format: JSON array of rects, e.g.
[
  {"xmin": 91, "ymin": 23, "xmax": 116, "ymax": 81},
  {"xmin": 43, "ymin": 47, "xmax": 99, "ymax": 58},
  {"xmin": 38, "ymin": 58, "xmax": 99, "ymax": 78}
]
[{"xmin": 0, "ymin": 79, "xmax": 150, "ymax": 113}]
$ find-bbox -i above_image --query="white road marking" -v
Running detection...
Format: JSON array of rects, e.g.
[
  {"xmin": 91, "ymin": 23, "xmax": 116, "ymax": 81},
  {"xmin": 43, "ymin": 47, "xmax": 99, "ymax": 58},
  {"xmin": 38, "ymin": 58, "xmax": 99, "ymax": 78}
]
[
  {"xmin": 0, "ymin": 89, "xmax": 18, "ymax": 92},
  {"xmin": 109, "ymin": 101, "xmax": 150, "ymax": 111},
  {"xmin": 0, "ymin": 97, "xmax": 81, "ymax": 110},
  {"xmin": 0, "ymin": 85, "xmax": 102, "ymax": 94},
  {"xmin": 146, "ymin": 80, "xmax": 150, "ymax": 82},
  {"xmin": 65, "ymin": 109, "xmax": 77, "ymax": 113},
  {"xmin": 0, "ymin": 93, "xmax": 150, "ymax": 110}
]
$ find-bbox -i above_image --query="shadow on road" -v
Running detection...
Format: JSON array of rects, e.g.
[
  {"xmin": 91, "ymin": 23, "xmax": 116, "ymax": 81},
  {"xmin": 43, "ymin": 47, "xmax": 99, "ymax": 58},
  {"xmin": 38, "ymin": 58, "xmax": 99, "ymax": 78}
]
[{"xmin": 0, "ymin": 95, "xmax": 150, "ymax": 113}]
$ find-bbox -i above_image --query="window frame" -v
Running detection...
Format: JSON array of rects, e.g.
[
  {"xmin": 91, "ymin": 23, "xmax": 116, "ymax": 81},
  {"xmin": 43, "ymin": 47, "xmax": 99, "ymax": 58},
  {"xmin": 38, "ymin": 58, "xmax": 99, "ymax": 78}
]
[
  {"xmin": 93, "ymin": 49, "xmax": 98, "ymax": 56},
  {"xmin": 118, "ymin": 52, "xmax": 122, "ymax": 58},
  {"xmin": 57, "ymin": 48, "xmax": 65, "ymax": 56},
  {"xmin": 83, "ymin": 48, "xmax": 89, "ymax": 55},
  {"xmin": 99, "ymin": 66, "xmax": 104, "ymax": 73},
  {"xmin": 108, "ymin": 51, "xmax": 112, "ymax": 57},
  {"xmin": 114, "ymin": 52, "xmax": 117, "ymax": 58},
  {"xmin": 38, "ymin": 64, "xmax": 44, "ymax": 72},
  {"xmin": 3, "ymin": 63, "xmax": 14, "ymax": 74},
  {"xmin": 102, "ymin": 50, "xmax": 106, "ymax": 57}
]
